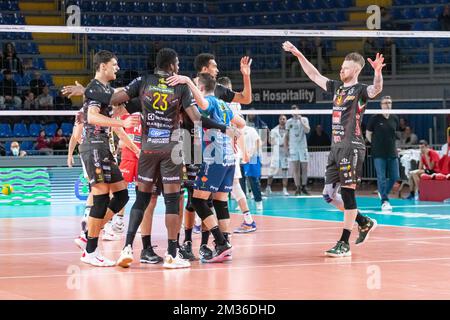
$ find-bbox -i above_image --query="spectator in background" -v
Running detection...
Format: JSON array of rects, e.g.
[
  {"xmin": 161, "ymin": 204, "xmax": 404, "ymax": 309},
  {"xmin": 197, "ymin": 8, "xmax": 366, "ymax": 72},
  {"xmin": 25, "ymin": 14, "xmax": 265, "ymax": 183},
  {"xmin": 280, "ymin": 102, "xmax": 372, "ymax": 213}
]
[
  {"xmin": 37, "ymin": 86, "xmax": 53, "ymax": 110},
  {"xmin": 266, "ymin": 114, "xmax": 289, "ymax": 196},
  {"xmin": 35, "ymin": 129, "xmax": 52, "ymax": 154},
  {"xmin": 2, "ymin": 42, "xmax": 23, "ymax": 75},
  {"xmin": 54, "ymin": 89, "xmax": 72, "ymax": 110},
  {"xmin": 438, "ymin": 5, "xmax": 450, "ymax": 31},
  {"xmin": 382, "ymin": 38, "xmax": 399, "ymax": 74},
  {"xmin": 0, "ymin": 142, "xmax": 6, "ymax": 156},
  {"xmin": 406, "ymin": 140, "xmax": 441, "ymax": 200},
  {"xmin": 366, "ymin": 96, "xmax": 400, "ymax": 212},
  {"xmin": 285, "ymin": 105, "xmax": 310, "ymax": 195},
  {"xmin": 23, "ymin": 90, "xmax": 37, "ymax": 110},
  {"xmin": 241, "ymin": 125, "xmax": 264, "ymax": 211},
  {"xmin": 0, "ymin": 70, "xmax": 22, "ymax": 110},
  {"xmin": 51, "ymin": 128, "xmax": 68, "ymax": 151},
  {"xmin": 397, "ymin": 117, "xmax": 408, "ymax": 136},
  {"xmin": 399, "ymin": 126, "xmax": 418, "ymax": 147},
  {"xmin": 308, "ymin": 124, "xmax": 331, "ymax": 147},
  {"xmin": 10, "ymin": 141, "xmax": 27, "ymax": 157},
  {"xmin": 22, "ymin": 58, "xmax": 34, "ymax": 72},
  {"xmin": 29, "ymin": 71, "xmax": 46, "ymax": 96},
  {"xmin": 246, "ymin": 109, "xmax": 268, "ymax": 129}
]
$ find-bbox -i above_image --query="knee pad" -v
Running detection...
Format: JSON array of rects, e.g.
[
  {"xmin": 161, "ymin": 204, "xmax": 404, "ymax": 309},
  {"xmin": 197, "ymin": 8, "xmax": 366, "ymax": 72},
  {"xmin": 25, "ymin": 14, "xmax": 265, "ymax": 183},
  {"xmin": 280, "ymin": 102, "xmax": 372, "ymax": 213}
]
[
  {"xmin": 90, "ymin": 194, "xmax": 110, "ymax": 219},
  {"xmin": 164, "ymin": 192, "xmax": 180, "ymax": 215},
  {"xmin": 207, "ymin": 197, "xmax": 213, "ymax": 208},
  {"xmin": 132, "ymin": 190, "xmax": 152, "ymax": 211},
  {"xmin": 322, "ymin": 183, "xmax": 338, "ymax": 203},
  {"xmin": 341, "ymin": 187, "xmax": 357, "ymax": 210},
  {"xmin": 108, "ymin": 189, "xmax": 129, "ymax": 213},
  {"xmin": 213, "ymin": 200, "xmax": 230, "ymax": 220},
  {"xmin": 231, "ymin": 183, "xmax": 245, "ymax": 202},
  {"xmin": 191, "ymin": 197, "xmax": 214, "ymax": 220}
]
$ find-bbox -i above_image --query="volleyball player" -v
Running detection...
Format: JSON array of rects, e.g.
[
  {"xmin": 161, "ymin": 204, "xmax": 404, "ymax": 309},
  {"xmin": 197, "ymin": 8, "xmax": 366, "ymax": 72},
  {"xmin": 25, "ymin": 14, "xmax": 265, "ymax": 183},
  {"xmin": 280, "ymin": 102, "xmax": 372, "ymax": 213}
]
[
  {"xmin": 283, "ymin": 41, "xmax": 383, "ymax": 257},
  {"xmin": 77, "ymin": 50, "xmax": 139, "ymax": 267},
  {"xmin": 85, "ymin": 48, "xmax": 235, "ymax": 268},
  {"xmin": 167, "ymin": 73, "xmax": 246, "ymax": 262}
]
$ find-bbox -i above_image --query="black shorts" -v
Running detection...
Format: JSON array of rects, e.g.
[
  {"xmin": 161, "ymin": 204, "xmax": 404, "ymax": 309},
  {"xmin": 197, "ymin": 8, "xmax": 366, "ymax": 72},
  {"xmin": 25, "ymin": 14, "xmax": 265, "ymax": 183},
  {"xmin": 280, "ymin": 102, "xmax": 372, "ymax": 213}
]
[
  {"xmin": 325, "ymin": 147, "xmax": 365, "ymax": 186},
  {"xmin": 80, "ymin": 146, "xmax": 123, "ymax": 186},
  {"xmin": 137, "ymin": 151, "xmax": 182, "ymax": 186}
]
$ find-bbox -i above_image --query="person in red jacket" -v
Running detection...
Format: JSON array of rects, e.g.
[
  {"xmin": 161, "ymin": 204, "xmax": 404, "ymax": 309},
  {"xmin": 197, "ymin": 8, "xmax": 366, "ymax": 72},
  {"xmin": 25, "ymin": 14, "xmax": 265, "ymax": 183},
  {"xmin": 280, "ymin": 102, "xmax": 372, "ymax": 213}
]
[{"xmin": 407, "ymin": 140, "xmax": 441, "ymax": 200}]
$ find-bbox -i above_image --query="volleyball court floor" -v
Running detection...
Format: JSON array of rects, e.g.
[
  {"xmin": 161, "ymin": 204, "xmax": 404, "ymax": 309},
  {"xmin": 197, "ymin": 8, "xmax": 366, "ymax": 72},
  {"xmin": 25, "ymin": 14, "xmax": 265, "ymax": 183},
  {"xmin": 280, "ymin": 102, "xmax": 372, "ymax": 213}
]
[{"xmin": 1, "ymin": 195, "xmax": 450, "ymax": 300}]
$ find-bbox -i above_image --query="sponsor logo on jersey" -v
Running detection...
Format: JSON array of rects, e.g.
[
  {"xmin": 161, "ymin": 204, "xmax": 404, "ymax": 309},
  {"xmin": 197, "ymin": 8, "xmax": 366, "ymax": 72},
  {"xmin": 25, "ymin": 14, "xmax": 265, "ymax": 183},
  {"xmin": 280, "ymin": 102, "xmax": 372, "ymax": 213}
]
[{"xmin": 149, "ymin": 128, "xmax": 171, "ymax": 138}]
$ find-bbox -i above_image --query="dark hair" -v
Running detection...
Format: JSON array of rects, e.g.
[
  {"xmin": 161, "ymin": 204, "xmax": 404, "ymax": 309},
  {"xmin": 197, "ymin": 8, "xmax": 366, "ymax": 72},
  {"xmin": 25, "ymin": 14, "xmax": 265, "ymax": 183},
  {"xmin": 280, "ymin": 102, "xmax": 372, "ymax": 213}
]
[
  {"xmin": 197, "ymin": 73, "xmax": 216, "ymax": 93},
  {"xmin": 155, "ymin": 48, "xmax": 178, "ymax": 71},
  {"xmin": 419, "ymin": 139, "xmax": 428, "ymax": 146},
  {"xmin": 93, "ymin": 50, "xmax": 117, "ymax": 71},
  {"xmin": 217, "ymin": 76, "xmax": 231, "ymax": 87},
  {"xmin": 194, "ymin": 53, "xmax": 215, "ymax": 72},
  {"xmin": 291, "ymin": 104, "xmax": 299, "ymax": 110}
]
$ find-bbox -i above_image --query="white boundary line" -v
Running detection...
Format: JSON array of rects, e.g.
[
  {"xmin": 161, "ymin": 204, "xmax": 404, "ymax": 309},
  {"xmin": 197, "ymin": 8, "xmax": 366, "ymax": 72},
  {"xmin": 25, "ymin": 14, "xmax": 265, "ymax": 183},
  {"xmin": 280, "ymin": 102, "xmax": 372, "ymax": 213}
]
[{"xmin": 1, "ymin": 255, "xmax": 450, "ymax": 281}]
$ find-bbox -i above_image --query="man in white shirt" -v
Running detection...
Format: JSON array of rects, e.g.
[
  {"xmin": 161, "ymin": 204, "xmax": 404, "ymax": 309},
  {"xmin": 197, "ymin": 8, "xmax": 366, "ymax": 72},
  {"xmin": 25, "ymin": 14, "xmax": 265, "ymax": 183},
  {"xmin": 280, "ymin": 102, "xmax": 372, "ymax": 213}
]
[
  {"xmin": 267, "ymin": 114, "xmax": 289, "ymax": 196},
  {"xmin": 285, "ymin": 105, "xmax": 310, "ymax": 195}
]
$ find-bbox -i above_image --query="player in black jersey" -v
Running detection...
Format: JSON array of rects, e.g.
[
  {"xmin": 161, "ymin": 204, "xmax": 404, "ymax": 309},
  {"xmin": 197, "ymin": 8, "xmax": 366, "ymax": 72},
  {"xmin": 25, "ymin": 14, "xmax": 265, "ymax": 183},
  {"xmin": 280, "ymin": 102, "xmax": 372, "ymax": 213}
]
[
  {"xmin": 283, "ymin": 42, "xmax": 385, "ymax": 257},
  {"xmin": 193, "ymin": 53, "xmax": 252, "ymax": 105},
  {"xmin": 78, "ymin": 50, "xmax": 139, "ymax": 267},
  {"xmin": 85, "ymin": 48, "xmax": 238, "ymax": 269}
]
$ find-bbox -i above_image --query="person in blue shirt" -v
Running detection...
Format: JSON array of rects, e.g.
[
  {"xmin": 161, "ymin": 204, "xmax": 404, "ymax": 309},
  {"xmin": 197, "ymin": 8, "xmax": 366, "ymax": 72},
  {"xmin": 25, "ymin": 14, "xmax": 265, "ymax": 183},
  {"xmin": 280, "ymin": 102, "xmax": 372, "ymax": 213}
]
[{"xmin": 168, "ymin": 73, "xmax": 245, "ymax": 263}]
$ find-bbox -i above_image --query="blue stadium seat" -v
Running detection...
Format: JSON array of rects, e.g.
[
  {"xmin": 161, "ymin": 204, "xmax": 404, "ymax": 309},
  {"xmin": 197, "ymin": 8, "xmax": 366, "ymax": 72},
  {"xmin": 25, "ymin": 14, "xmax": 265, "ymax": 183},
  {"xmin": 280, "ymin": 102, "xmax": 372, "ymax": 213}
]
[
  {"xmin": 169, "ymin": 16, "xmax": 183, "ymax": 28},
  {"xmin": 13, "ymin": 123, "xmax": 29, "ymax": 137},
  {"xmin": 7, "ymin": 0, "xmax": 19, "ymax": 11},
  {"xmin": 29, "ymin": 123, "xmax": 42, "ymax": 137},
  {"xmin": 272, "ymin": 14, "xmax": 285, "ymax": 25},
  {"xmin": 98, "ymin": 15, "xmax": 114, "ymax": 26},
  {"xmin": 336, "ymin": 0, "xmax": 352, "ymax": 8},
  {"xmin": 80, "ymin": 1, "xmax": 93, "ymax": 12},
  {"xmin": 104, "ymin": 1, "xmax": 121, "ymax": 13},
  {"xmin": 218, "ymin": 3, "xmax": 235, "ymax": 14},
  {"xmin": 412, "ymin": 22, "xmax": 425, "ymax": 31},
  {"xmin": 175, "ymin": 2, "xmax": 189, "ymax": 13},
  {"xmin": 161, "ymin": 3, "xmax": 176, "ymax": 13},
  {"xmin": 323, "ymin": 0, "xmax": 337, "ymax": 8},
  {"xmin": 308, "ymin": 0, "xmax": 325, "ymax": 9},
  {"xmin": 0, "ymin": 124, "xmax": 12, "ymax": 138},
  {"xmin": 402, "ymin": 8, "xmax": 417, "ymax": 20},
  {"xmin": 129, "ymin": 15, "xmax": 144, "ymax": 27},
  {"xmin": 92, "ymin": 1, "xmax": 106, "ymax": 12},
  {"xmin": 434, "ymin": 6, "xmax": 445, "ymax": 18},
  {"xmin": 41, "ymin": 73, "xmax": 54, "ymax": 86},
  {"xmin": 288, "ymin": 13, "xmax": 301, "ymax": 24},
  {"xmin": 134, "ymin": 1, "xmax": 149, "ymax": 12},
  {"xmin": 45, "ymin": 123, "xmax": 58, "ymax": 137},
  {"xmin": 417, "ymin": 7, "xmax": 434, "ymax": 19},
  {"xmin": 241, "ymin": 2, "xmax": 255, "ymax": 13},
  {"xmin": 317, "ymin": 12, "xmax": 331, "ymax": 23},
  {"xmin": 434, "ymin": 53, "xmax": 446, "ymax": 64},
  {"xmin": 20, "ymin": 141, "xmax": 34, "ymax": 151},
  {"xmin": 114, "ymin": 15, "xmax": 128, "ymax": 27},
  {"xmin": 60, "ymin": 123, "xmax": 73, "ymax": 136},
  {"xmin": 428, "ymin": 21, "xmax": 440, "ymax": 31},
  {"xmin": 121, "ymin": 1, "xmax": 135, "ymax": 13},
  {"xmin": 228, "ymin": 16, "xmax": 244, "ymax": 27},
  {"xmin": 148, "ymin": 2, "xmax": 162, "ymax": 12},
  {"xmin": 435, "ymin": 38, "xmax": 450, "ymax": 48},
  {"xmin": 13, "ymin": 74, "xmax": 23, "ymax": 86}
]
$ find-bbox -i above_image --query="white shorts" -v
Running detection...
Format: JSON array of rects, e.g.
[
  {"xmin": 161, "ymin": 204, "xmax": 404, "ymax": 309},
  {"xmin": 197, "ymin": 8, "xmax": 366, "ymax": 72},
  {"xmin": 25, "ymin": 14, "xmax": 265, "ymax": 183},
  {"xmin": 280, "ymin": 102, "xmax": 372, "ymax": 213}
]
[
  {"xmin": 289, "ymin": 149, "xmax": 309, "ymax": 162},
  {"xmin": 269, "ymin": 167, "xmax": 289, "ymax": 177}
]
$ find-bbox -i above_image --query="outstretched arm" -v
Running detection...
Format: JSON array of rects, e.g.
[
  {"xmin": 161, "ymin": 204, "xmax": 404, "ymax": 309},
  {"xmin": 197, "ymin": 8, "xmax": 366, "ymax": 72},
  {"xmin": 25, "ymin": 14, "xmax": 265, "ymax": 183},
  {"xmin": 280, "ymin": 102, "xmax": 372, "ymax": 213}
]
[
  {"xmin": 282, "ymin": 41, "xmax": 329, "ymax": 91},
  {"xmin": 232, "ymin": 56, "xmax": 252, "ymax": 104},
  {"xmin": 166, "ymin": 75, "xmax": 209, "ymax": 110},
  {"xmin": 366, "ymin": 53, "xmax": 385, "ymax": 99}
]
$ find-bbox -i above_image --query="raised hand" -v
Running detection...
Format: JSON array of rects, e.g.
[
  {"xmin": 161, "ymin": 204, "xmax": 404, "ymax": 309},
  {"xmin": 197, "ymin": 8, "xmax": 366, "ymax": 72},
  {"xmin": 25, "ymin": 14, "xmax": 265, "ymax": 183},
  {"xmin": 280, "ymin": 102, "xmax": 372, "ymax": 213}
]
[
  {"xmin": 240, "ymin": 56, "xmax": 252, "ymax": 76},
  {"xmin": 367, "ymin": 53, "xmax": 386, "ymax": 73},
  {"xmin": 282, "ymin": 41, "xmax": 301, "ymax": 57},
  {"xmin": 61, "ymin": 81, "xmax": 85, "ymax": 98}
]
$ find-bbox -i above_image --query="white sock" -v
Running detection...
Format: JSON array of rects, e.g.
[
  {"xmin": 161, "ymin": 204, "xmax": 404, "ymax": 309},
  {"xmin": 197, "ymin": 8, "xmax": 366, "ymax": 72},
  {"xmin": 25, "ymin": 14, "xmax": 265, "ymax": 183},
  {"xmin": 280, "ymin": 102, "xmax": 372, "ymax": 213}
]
[
  {"xmin": 195, "ymin": 215, "xmax": 201, "ymax": 226},
  {"xmin": 243, "ymin": 211, "xmax": 253, "ymax": 224}
]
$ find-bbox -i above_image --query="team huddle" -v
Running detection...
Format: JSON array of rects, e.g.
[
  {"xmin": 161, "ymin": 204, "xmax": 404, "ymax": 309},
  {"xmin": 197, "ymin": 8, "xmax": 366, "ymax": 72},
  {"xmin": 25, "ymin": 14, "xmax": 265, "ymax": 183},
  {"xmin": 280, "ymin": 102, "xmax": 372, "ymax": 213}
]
[{"xmin": 64, "ymin": 40, "xmax": 385, "ymax": 268}]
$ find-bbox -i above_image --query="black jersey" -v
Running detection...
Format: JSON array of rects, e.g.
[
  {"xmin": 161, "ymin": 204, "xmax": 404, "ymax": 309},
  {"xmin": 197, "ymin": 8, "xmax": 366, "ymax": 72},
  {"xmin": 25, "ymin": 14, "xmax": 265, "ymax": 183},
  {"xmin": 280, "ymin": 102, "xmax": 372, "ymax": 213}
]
[
  {"xmin": 326, "ymin": 80, "xmax": 370, "ymax": 150},
  {"xmin": 124, "ymin": 71, "xmax": 194, "ymax": 152},
  {"xmin": 79, "ymin": 79, "xmax": 115, "ymax": 151}
]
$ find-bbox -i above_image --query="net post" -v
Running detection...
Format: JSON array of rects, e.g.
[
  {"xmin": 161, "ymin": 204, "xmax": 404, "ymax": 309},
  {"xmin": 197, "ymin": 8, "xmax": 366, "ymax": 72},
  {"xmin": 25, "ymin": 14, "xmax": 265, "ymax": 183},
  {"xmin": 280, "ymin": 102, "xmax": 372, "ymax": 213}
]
[{"xmin": 391, "ymin": 43, "xmax": 397, "ymax": 78}]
